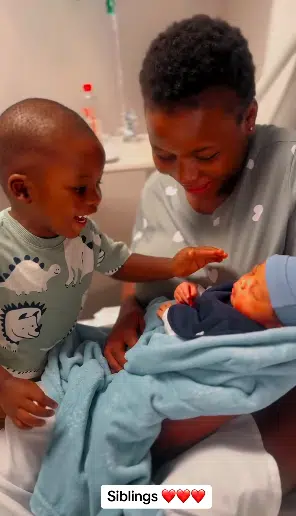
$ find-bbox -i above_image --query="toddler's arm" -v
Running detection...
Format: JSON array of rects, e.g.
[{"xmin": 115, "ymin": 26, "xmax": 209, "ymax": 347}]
[
  {"xmin": 91, "ymin": 219, "xmax": 227, "ymax": 282},
  {"xmin": 114, "ymin": 247, "xmax": 227, "ymax": 282}
]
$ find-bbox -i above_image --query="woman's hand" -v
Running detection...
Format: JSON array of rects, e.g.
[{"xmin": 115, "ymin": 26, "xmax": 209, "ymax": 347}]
[
  {"xmin": 104, "ymin": 297, "xmax": 145, "ymax": 373},
  {"xmin": 152, "ymin": 415, "xmax": 233, "ymax": 466}
]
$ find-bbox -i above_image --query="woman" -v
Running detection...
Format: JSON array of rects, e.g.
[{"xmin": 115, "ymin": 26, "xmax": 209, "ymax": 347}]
[{"xmin": 105, "ymin": 15, "xmax": 296, "ymax": 514}]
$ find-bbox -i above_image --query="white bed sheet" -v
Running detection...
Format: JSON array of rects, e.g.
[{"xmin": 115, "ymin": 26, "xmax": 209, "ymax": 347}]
[{"xmin": 0, "ymin": 414, "xmax": 287, "ymax": 516}]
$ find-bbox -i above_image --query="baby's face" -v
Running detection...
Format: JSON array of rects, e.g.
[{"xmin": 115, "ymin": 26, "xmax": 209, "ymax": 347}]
[
  {"xmin": 231, "ymin": 263, "xmax": 280, "ymax": 328},
  {"xmin": 26, "ymin": 134, "xmax": 105, "ymax": 238}
]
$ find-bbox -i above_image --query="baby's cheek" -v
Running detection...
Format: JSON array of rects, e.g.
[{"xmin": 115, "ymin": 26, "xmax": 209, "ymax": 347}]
[
  {"xmin": 231, "ymin": 294, "xmax": 243, "ymax": 312},
  {"xmin": 247, "ymin": 302, "xmax": 273, "ymax": 327},
  {"xmin": 233, "ymin": 296, "xmax": 253, "ymax": 319}
]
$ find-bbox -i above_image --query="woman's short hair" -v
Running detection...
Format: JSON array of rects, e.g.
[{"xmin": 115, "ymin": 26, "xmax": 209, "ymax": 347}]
[{"xmin": 140, "ymin": 15, "xmax": 256, "ymax": 114}]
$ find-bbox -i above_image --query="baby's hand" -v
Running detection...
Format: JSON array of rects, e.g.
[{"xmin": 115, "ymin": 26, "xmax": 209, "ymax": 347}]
[
  {"xmin": 171, "ymin": 246, "xmax": 227, "ymax": 277},
  {"xmin": 174, "ymin": 282, "xmax": 198, "ymax": 306},
  {"xmin": 0, "ymin": 376, "xmax": 58, "ymax": 430},
  {"xmin": 157, "ymin": 301, "xmax": 173, "ymax": 319}
]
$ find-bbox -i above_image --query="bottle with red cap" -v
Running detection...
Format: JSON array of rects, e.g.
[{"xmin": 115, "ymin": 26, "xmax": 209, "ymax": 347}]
[{"xmin": 81, "ymin": 83, "xmax": 100, "ymax": 136}]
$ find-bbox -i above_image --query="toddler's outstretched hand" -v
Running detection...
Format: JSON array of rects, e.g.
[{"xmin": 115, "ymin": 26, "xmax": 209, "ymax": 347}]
[
  {"xmin": 174, "ymin": 282, "xmax": 198, "ymax": 306},
  {"xmin": 171, "ymin": 246, "xmax": 227, "ymax": 277}
]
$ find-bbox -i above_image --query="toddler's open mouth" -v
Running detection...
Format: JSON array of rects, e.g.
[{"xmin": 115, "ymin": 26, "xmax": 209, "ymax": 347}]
[{"xmin": 74, "ymin": 216, "xmax": 87, "ymax": 225}]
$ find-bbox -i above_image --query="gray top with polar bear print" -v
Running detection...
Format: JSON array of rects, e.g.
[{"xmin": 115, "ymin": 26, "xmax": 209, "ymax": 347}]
[
  {"xmin": 0, "ymin": 210, "xmax": 130, "ymax": 378},
  {"xmin": 131, "ymin": 124, "xmax": 296, "ymax": 305}
]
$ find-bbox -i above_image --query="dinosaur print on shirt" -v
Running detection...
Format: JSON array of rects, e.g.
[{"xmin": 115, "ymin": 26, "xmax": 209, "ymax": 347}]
[
  {"xmin": 0, "ymin": 213, "xmax": 130, "ymax": 377},
  {"xmin": 0, "ymin": 256, "xmax": 60, "ymax": 295}
]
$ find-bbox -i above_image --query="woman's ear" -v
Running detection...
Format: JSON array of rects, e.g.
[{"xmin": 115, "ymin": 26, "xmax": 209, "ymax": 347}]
[
  {"xmin": 8, "ymin": 174, "xmax": 32, "ymax": 203},
  {"xmin": 244, "ymin": 99, "xmax": 258, "ymax": 135}
]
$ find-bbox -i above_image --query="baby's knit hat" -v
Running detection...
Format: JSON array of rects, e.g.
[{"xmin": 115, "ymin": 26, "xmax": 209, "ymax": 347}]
[{"xmin": 266, "ymin": 255, "xmax": 296, "ymax": 326}]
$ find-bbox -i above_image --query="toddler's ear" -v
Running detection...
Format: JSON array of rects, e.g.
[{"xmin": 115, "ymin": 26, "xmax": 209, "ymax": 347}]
[{"xmin": 8, "ymin": 174, "xmax": 31, "ymax": 203}]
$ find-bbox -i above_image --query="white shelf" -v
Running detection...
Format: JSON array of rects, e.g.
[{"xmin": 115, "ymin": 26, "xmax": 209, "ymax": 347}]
[{"xmin": 103, "ymin": 134, "xmax": 155, "ymax": 174}]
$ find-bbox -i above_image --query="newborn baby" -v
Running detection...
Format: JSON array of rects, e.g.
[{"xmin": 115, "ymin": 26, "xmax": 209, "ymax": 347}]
[{"xmin": 157, "ymin": 255, "xmax": 296, "ymax": 339}]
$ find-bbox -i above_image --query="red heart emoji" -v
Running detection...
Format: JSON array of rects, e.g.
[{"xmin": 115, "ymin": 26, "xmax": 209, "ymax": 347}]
[
  {"xmin": 177, "ymin": 489, "xmax": 190, "ymax": 503},
  {"xmin": 191, "ymin": 489, "xmax": 205, "ymax": 503},
  {"xmin": 162, "ymin": 489, "xmax": 175, "ymax": 503}
]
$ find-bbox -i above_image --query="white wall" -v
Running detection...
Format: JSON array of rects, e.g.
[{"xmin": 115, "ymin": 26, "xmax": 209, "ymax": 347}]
[
  {"xmin": 0, "ymin": 0, "xmax": 119, "ymax": 133},
  {"xmin": 1, "ymin": 0, "xmax": 288, "ymax": 133},
  {"xmin": 223, "ymin": 0, "xmax": 272, "ymax": 81},
  {"xmin": 2, "ymin": 0, "xmax": 295, "ymax": 132},
  {"xmin": 256, "ymin": 0, "xmax": 296, "ymax": 126},
  {"xmin": 0, "ymin": 0, "xmax": 224, "ymax": 135}
]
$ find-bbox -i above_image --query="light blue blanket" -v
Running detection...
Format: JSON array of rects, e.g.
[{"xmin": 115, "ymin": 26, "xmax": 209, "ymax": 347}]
[{"xmin": 31, "ymin": 297, "xmax": 296, "ymax": 516}]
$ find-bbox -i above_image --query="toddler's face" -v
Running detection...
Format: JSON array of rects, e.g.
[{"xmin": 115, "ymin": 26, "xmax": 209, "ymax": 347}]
[
  {"xmin": 27, "ymin": 135, "xmax": 105, "ymax": 238},
  {"xmin": 231, "ymin": 263, "xmax": 280, "ymax": 328}
]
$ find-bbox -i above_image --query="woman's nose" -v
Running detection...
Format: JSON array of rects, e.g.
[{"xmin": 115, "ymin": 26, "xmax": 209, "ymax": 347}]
[{"xmin": 177, "ymin": 160, "xmax": 199, "ymax": 184}]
